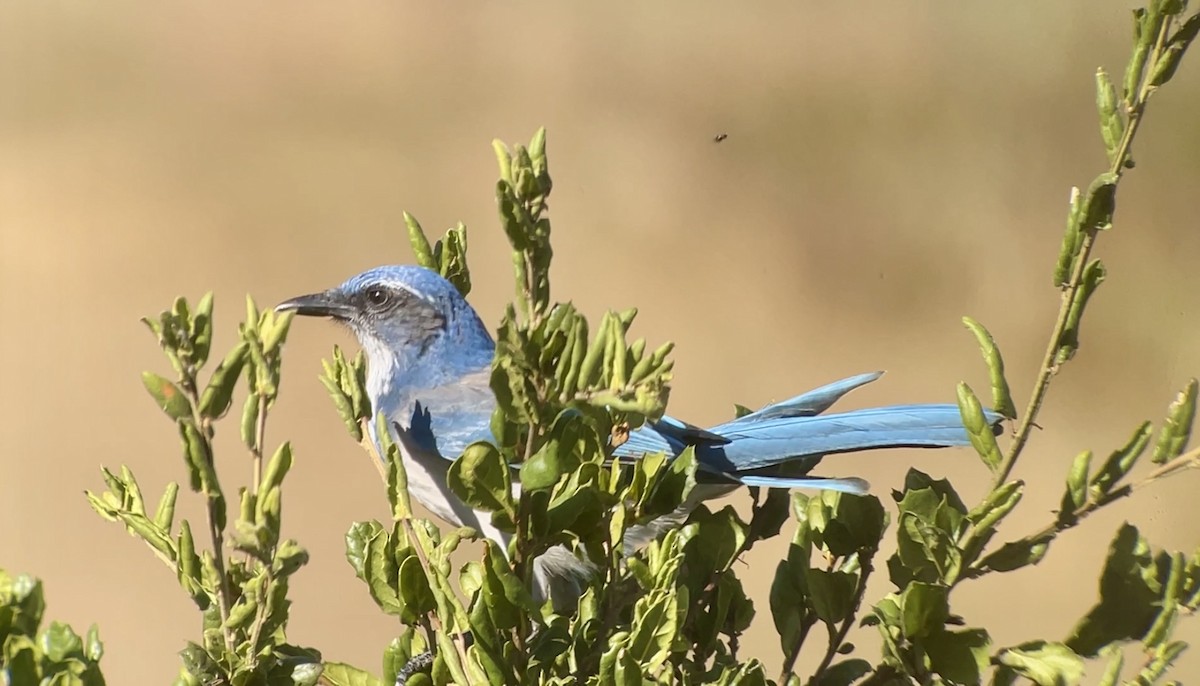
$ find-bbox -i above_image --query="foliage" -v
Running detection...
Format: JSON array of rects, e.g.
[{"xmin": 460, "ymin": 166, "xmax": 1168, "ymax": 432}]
[
  {"xmin": 85, "ymin": 297, "xmax": 321, "ymax": 684},
  {"xmin": 69, "ymin": 3, "xmax": 1200, "ymax": 685},
  {"xmin": 0, "ymin": 569, "xmax": 105, "ymax": 686}
]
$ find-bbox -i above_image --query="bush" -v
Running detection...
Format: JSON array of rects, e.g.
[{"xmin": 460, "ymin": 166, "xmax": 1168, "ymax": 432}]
[{"xmin": 20, "ymin": 3, "xmax": 1198, "ymax": 685}]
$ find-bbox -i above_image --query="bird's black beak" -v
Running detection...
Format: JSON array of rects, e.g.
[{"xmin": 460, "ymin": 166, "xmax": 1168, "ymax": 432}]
[{"xmin": 274, "ymin": 291, "xmax": 355, "ymax": 320}]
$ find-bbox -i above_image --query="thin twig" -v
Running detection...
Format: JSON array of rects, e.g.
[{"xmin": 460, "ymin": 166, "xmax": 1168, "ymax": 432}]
[
  {"xmin": 779, "ymin": 616, "xmax": 816, "ymax": 683},
  {"xmin": 359, "ymin": 435, "xmax": 475, "ymax": 680},
  {"xmin": 247, "ymin": 395, "xmax": 275, "ymax": 654},
  {"xmin": 967, "ymin": 445, "xmax": 1200, "ymax": 580},
  {"xmin": 192, "ymin": 410, "xmax": 235, "ymax": 654},
  {"xmin": 809, "ymin": 551, "xmax": 877, "ymax": 684},
  {"xmin": 997, "ymin": 16, "xmax": 1174, "ymax": 486},
  {"xmin": 206, "ymin": 492, "xmax": 235, "ymax": 653},
  {"xmin": 252, "ymin": 394, "xmax": 268, "ymax": 493}
]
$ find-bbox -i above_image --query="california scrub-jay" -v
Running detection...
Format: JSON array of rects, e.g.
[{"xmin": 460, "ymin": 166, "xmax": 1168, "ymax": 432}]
[{"xmin": 278, "ymin": 265, "xmax": 999, "ymax": 603}]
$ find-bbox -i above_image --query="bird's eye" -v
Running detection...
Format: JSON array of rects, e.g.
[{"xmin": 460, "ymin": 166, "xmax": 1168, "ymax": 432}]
[{"xmin": 365, "ymin": 287, "xmax": 390, "ymax": 308}]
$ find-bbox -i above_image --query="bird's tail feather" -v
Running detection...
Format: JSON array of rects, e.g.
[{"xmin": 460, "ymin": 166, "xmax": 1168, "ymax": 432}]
[
  {"xmin": 732, "ymin": 474, "xmax": 871, "ymax": 494},
  {"xmin": 725, "ymin": 371, "xmax": 883, "ymax": 424},
  {"xmin": 703, "ymin": 403, "xmax": 1000, "ymax": 472}
]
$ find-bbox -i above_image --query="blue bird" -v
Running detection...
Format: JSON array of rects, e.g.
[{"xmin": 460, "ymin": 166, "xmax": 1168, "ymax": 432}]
[{"xmin": 278, "ymin": 265, "xmax": 1001, "ymax": 604}]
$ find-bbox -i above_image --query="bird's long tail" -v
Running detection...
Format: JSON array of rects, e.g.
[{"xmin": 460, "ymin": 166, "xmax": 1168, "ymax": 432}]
[{"xmin": 699, "ymin": 403, "xmax": 1002, "ymax": 494}]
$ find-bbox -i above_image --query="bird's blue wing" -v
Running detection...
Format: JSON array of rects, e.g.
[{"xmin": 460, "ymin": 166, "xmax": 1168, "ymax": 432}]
[{"xmin": 403, "ymin": 368, "xmax": 498, "ymax": 459}]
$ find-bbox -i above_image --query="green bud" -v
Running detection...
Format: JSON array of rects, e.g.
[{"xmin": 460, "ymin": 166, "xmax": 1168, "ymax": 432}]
[{"xmin": 142, "ymin": 372, "xmax": 193, "ymax": 421}]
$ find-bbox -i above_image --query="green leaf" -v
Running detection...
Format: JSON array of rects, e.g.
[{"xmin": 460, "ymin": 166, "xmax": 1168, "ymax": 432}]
[
  {"xmin": 405, "ymin": 212, "xmax": 437, "ymax": 269},
  {"xmin": 319, "ymin": 662, "xmax": 383, "ymax": 686},
  {"xmin": 643, "ymin": 447, "xmax": 698, "ymax": 520},
  {"xmin": 1057, "ymin": 258, "xmax": 1107, "ymax": 364},
  {"xmin": 900, "ymin": 582, "xmax": 948, "ymax": 639},
  {"xmin": 1138, "ymin": 640, "xmax": 1187, "ymax": 683},
  {"xmin": 153, "ymin": 482, "xmax": 180, "ymax": 533},
  {"xmin": 1080, "ymin": 173, "xmax": 1118, "ymax": 232},
  {"xmin": 825, "ymin": 493, "xmax": 887, "ymax": 556},
  {"xmin": 197, "ymin": 342, "xmax": 248, "ymax": 419},
  {"xmin": 686, "ymin": 505, "xmax": 749, "ymax": 572},
  {"xmin": 142, "ymin": 372, "xmax": 193, "ymax": 421},
  {"xmin": 1123, "ymin": 9, "xmax": 1155, "ymax": 106},
  {"xmin": 447, "ymin": 442, "xmax": 515, "ymax": 515},
  {"xmin": 179, "ymin": 642, "xmax": 221, "ymax": 683},
  {"xmin": 1057, "ymin": 450, "xmax": 1092, "ymax": 525},
  {"xmin": 519, "ymin": 417, "xmax": 581, "ymax": 492},
  {"xmin": 84, "ymin": 624, "xmax": 103, "ymax": 662},
  {"xmin": 121, "ymin": 511, "xmax": 176, "ymax": 563},
  {"xmin": 1152, "ymin": 378, "xmax": 1197, "ymax": 464},
  {"xmin": 898, "ymin": 469, "xmax": 968, "ymax": 517},
  {"xmin": 966, "ymin": 480, "xmax": 1023, "ymax": 533},
  {"xmin": 260, "ymin": 308, "xmax": 292, "ymax": 354},
  {"xmin": 1141, "ymin": 600, "xmax": 1178, "ymax": 652},
  {"xmin": 995, "ymin": 641, "xmax": 1084, "ymax": 686},
  {"xmin": 973, "ymin": 535, "xmax": 1050, "ymax": 575},
  {"xmin": 961, "ymin": 317, "xmax": 1016, "ymax": 419},
  {"xmin": 272, "ymin": 539, "xmax": 309, "ymax": 577},
  {"xmin": 437, "ymin": 223, "xmax": 472, "ymax": 296},
  {"xmin": 806, "ymin": 569, "xmax": 857, "ymax": 624},
  {"xmin": 175, "ymin": 521, "xmax": 205, "ymax": 606},
  {"xmin": 956, "ymin": 382, "xmax": 1003, "ymax": 472},
  {"xmin": 1053, "ymin": 187, "xmax": 1083, "ymax": 287},
  {"xmin": 892, "ymin": 482, "xmax": 965, "ymax": 583},
  {"xmin": 962, "ymin": 481, "xmax": 1024, "ymax": 567},
  {"xmin": 1095, "ymin": 68, "xmax": 1125, "ymax": 162},
  {"xmin": 747, "ymin": 488, "xmax": 792, "ymax": 545},
  {"xmin": 397, "ymin": 555, "xmax": 436, "ymax": 622},
  {"xmin": 363, "ymin": 526, "xmax": 402, "ymax": 616},
  {"xmin": 770, "ymin": 558, "xmax": 809, "ymax": 657},
  {"xmin": 1150, "ymin": 13, "xmax": 1200, "ymax": 86},
  {"xmin": 1067, "ymin": 523, "xmax": 1161, "ymax": 656},
  {"xmin": 178, "ymin": 421, "xmax": 212, "ymax": 497},
  {"xmin": 344, "ymin": 522, "xmax": 376, "ymax": 581},
  {"xmin": 40, "ymin": 621, "xmax": 83, "ymax": 662},
  {"xmin": 1090, "ymin": 421, "xmax": 1152, "ymax": 494},
  {"xmin": 924, "ymin": 627, "xmax": 991, "ymax": 685},
  {"xmin": 812, "ymin": 659, "xmax": 871, "ymax": 686},
  {"xmin": 1097, "ymin": 645, "xmax": 1124, "ymax": 686},
  {"xmin": 259, "ymin": 442, "xmax": 293, "ymax": 493},
  {"xmin": 492, "ymin": 139, "xmax": 514, "ymax": 186},
  {"xmin": 240, "ymin": 392, "xmax": 261, "ymax": 452},
  {"xmin": 2, "ymin": 572, "xmax": 46, "ymax": 636},
  {"xmin": 627, "ymin": 589, "xmax": 678, "ymax": 674}
]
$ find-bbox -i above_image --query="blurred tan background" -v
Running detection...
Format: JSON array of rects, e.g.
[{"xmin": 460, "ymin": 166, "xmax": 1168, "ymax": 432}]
[{"xmin": 2, "ymin": 2, "xmax": 1199, "ymax": 683}]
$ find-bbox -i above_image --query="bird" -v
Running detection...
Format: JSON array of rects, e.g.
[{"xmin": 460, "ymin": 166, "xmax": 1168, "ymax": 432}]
[{"xmin": 277, "ymin": 264, "xmax": 1001, "ymax": 605}]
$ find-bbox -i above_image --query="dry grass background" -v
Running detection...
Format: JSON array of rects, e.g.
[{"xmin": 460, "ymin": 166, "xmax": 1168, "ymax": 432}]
[{"xmin": 2, "ymin": 2, "xmax": 1199, "ymax": 683}]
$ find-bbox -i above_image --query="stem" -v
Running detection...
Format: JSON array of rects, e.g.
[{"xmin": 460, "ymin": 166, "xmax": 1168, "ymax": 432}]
[
  {"xmin": 779, "ymin": 616, "xmax": 816, "ymax": 683},
  {"xmin": 206, "ymin": 495, "xmax": 235, "ymax": 653},
  {"xmin": 252, "ymin": 394, "xmax": 268, "ymax": 493},
  {"xmin": 193, "ymin": 405, "xmax": 235, "ymax": 654},
  {"xmin": 967, "ymin": 445, "xmax": 1200, "ymax": 580},
  {"xmin": 809, "ymin": 550, "xmax": 877, "ymax": 684},
  {"xmin": 996, "ymin": 15, "xmax": 1173, "ymax": 486},
  {"xmin": 245, "ymin": 396, "xmax": 274, "ymax": 656},
  {"xmin": 360, "ymin": 433, "xmax": 475, "ymax": 680},
  {"xmin": 247, "ymin": 569, "xmax": 272, "ymax": 654},
  {"xmin": 401, "ymin": 518, "xmax": 474, "ymax": 677}
]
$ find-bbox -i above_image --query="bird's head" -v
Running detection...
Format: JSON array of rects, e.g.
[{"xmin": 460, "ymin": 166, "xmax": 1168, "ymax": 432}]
[{"xmin": 276, "ymin": 265, "xmax": 494, "ymax": 387}]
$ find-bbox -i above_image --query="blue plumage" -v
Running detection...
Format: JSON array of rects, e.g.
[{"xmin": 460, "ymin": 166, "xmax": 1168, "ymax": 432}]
[{"xmin": 279, "ymin": 265, "xmax": 1002, "ymax": 597}]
